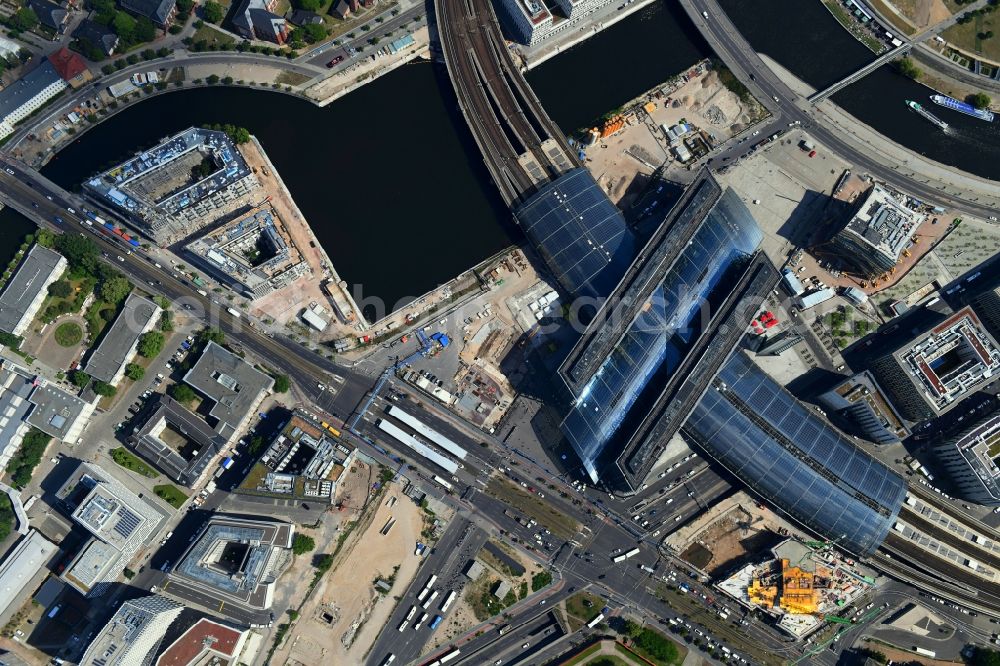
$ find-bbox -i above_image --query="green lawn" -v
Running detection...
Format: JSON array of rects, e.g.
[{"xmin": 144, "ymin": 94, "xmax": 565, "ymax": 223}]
[
  {"xmin": 942, "ymin": 11, "xmax": 1000, "ymax": 63},
  {"xmin": 629, "ymin": 627, "xmax": 686, "ymax": 666},
  {"xmin": 111, "ymin": 447, "xmax": 158, "ymax": 478},
  {"xmin": 191, "ymin": 23, "xmax": 236, "ymax": 47},
  {"xmin": 54, "ymin": 322, "xmax": 83, "ymax": 347},
  {"xmin": 154, "ymin": 484, "xmax": 189, "ymax": 509},
  {"xmin": 558, "ymin": 642, "xmax": 603, "ymax": 666},
  {"xmin": 565, "ymin": 592, "xmax": 603, "ymax": 624}
]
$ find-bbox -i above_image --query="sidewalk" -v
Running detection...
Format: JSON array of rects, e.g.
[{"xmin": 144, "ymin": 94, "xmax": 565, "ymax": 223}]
[{"xmin": 760, "ymin": 54, "xmax": 1000, "ymax": 213}]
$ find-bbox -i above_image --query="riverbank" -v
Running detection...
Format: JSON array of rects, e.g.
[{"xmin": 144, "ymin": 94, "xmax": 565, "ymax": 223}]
[
  {"xmin": 519, "ymin": 0, "xmax": 660, "ymax": 70},
  {"xmin": 759, "ymin": 53, "xmax": 1000, "ymax": 211}
]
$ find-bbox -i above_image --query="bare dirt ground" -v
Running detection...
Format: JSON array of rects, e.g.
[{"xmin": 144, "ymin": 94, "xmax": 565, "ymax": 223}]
[
  {"xmin": 275, "ymin": 482, "xmax": 425, "ymax": 665},
  {"xmin": 586, "ymin": 69, "xmax": 761, "ymax": 208},
  {"xmin": 237, "ymin": 139, "xmax": 344, "ymax": 330},
  {"xmin": 888, "ymin": 0, "xmax": 950, "ymax": 28}
]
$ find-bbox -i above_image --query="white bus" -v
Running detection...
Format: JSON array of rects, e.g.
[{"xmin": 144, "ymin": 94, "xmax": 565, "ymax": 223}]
[
  {"xmin": 386, "ymin": 405, "xmax": 468, "ymax": 460},
  {"xmin": 417, "ymin": 588, "xmax": 431, "ymax": 603},
  {"xmin": 624, "ymin": 547, "xmax": 640, "ymax": 559},
  {"xmin": 441, "ymin": 590, "xmax": 457, "ymax": 612},
  {"xmin": 423, "ymin": 574, "xmax": 438, "ymax": 591},
  {"xmin": 423, "ymin": 590, "xmax": 440, "ymax": 609},
  {"xmin": 397, "ymin": 620, "xmax": 408, "ymax": 632},
  {"xmin": 612, "ymin": 553, "xmax": 628, "ymax": 563},
  {"xmin": 432, "ymin": 475, "xmax": 454, "ymax": 491},
  {"xmin": 440, "ymin": 648, "xmax": 462, "ymax": 663},
  {"xmin": 587, "ymin": 613, "xmax": 605, "ymax": 628},
  {"xmin": 405, "ymin": 606, "xmax": 417, "ymax": 621},
  {"xmin": 376, "ymin": 419, "xmax": 459, "ymax": 474},
  {"xmin": 415, "ymin": 612, "xmax": 428, "ymax": 628},
  {"xmin": 379, "ymin": 654, "xmax": 395, "ymax": 666}
]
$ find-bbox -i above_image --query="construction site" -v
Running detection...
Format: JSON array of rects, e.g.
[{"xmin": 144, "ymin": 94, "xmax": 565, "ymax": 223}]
[
  {"xmin": 715, "ymin": 538, "xmax": 880, "ymax": 639},
  {"xmin": 579, "ymin": 59, "xmax": 768, "ymax": 210}
]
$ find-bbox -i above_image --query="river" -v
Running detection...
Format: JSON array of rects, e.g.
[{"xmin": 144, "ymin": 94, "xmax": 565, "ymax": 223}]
[
  {"xmin": 24, "ymin": 0, "xmax": 998, "ymax": 311},
  {"xmin": 41, "ymin": 64, "xmax": 516, "ymax": 317},
  {"xmin": 718, "ymin": 0, "xmax": 1000, "ymax": 180}
]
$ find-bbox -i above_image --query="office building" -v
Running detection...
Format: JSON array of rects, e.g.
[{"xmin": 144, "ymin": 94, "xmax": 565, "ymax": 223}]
[
  {"xmin": 170, "ymin": 516, "xmax": 293, "ymax": 612},
  {"xmin": 155, "ymin": 618, "xmax": 250, "ymax": 666},
  {"xmin": 0, "ymin": 359, "xmax": 93, "ymax": 471},
  {"xmin": 184, "ymin": 206, "xmax": 309, "ymax": 299},
  {"xmin": 827, "ymin": 184, "xmax": 923, "ymax": 278},
  {"xmin": 818, "ymin": 371, "xmax": 910, "ymax": 444},
  {"xmin": 935, "ymin": 413, "xmax": 1000, "ymax": 506},
  {"xmin": 0, "ymin": 244, "xmax": 66, "ymax": 336},
  {"xmin": 129, "ymin": 394, "xmax": 229, "ymax": 487},
  {"xmin": 870, "ymin": 306, "xmax": 1000, "ymax": 421},
  {"xmin": 182, "ymin": 341, "xmax": 273, "ymax": 442},
  {"xmin": 683, "ymin": 351, "xmax": 908, "ymax": 557},
  {"xmin": 79, "ymin": 595, "xmax": 183, "ymax": 666},
  {"xmin": 83, "ymin": 293, "xmax": 161, "ymax": 385},
  {"xmin": 58, "ymin": 463, "xmax": 166, "ymax": 596},
  {"xmin": 558, "ymin": 172, "xmax": 772, "ymax": 488}
]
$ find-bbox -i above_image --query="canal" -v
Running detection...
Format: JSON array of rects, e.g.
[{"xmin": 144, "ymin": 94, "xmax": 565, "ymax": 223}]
[{"xmin": 41, "ymin": 64, "xmax": 516, "ymax": 317}]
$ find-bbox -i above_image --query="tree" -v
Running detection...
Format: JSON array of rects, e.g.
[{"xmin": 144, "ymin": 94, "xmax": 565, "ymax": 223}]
[
  {"xmin": 112, "ymin": 11, "xmax": 137, "ymax": 41},
  {"xmin": 206, "ymin": 73, "xmax": 220, "ymax": 84},
  {"xmin": 970, "ymin": 92, "xmax": 992, "ymax": 109},
  {"xmin": 199, "ymin": 327, "xmax": 225, "ymax": 345},
  {"xmin": 135, "ymin": 16, "xmax": 156, "ymax": 41},
  {"xmin": 973, "ymin": 647, "xmax": 1000, "ymax": 666},
  {"xmin": 69, "ymin": 370, "xmax": 90, "ymax": 388},
  {"xmin": 273, "ymin": 374, "xmax": 290, "ymax": 393},
  {"xmin": 170, "ymin": 383, "xmax": 197, "ymax": 403},
  {"xmin": 222, "ymin": 75, "xmax": 233, "ymax": 85},
  {"xmin": 10, "ymin": 7, "xmax": 39, "ymax": 31},
  {"xmin": 895, "ymin": 56, "xmax": 921, "ymax": 80},
  {"xmin": 48, "ymin": 281, "xmax": 72, "ymax": 298},
  {"xmin": 92, "ymin": 380, "xmax": 117, "ymax": 397},
  {"xmin": 622, "ymin": 620, "xmax": 643, "ymax": 638},
  {"xmin": 0, "ymin": 332, "xmax": 22, "ymax": 349},
  {"xmin": 54, "ymin": 234, "xmax": 99, "ymax": 273},
  {"xmin": 303, "ymin": 23, "xmax": 326, "ymax": 42},
  {"xmin": 125, "ymin": 363, "xmax": 145, "ymax": 381},
  {"xmin": 202, "ymin": 0, "xmax": 224, "ymax": 22},
  {"xmin": 137, "ymin": 330, "xmax": 165, "ymax": 357},
  {"xmin": 292, "ymin": 534, "xmax": 315, "ymax": 555},
  {"xmin": 100, "ymin": 275, "xmax": 132, "ymax": 304}
]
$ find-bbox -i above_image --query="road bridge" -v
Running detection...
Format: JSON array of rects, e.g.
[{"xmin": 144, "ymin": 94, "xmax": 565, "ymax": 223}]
[{"xmin": 808, "ymin": 43, "xmax": 910, "ymax": 104}]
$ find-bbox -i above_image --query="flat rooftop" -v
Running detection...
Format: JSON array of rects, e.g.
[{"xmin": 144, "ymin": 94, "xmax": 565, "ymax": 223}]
[
  {"xmin": 131, "ymin": 394, "xmax": 228, "ymax": 487},
  {"xmin": 26, "ymin": 380, "xmax": 92, "ymax": 441},
  {"xmin": 896, "ymin": 306, "xmax": 1000, "ymax": 414},
  {"xmin": 0, "ymin": 530, "xmax": 57, "ymax": 620},
  {"xmin": 182, "ymin": 341, "xmax": 273, "ymax": 441},
  {"xmin": 83, "ymin": 127, "xmax": 252, "ymax": 221},
  {"xmin": 83, "ymin": 293, "xmax": 160, "ymax": 383},
  {"xmin": 838, "ymin": 184, "xmax": 922, "ymax": 263},
  {"xmin": 0, "ymin": 244, "xmax": 65, "ymax": 334},
  {"xmin": 171, "ymin": 516, "xmax": 293, "ymax": 609}
]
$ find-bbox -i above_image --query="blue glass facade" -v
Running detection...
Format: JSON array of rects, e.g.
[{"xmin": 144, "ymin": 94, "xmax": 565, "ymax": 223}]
[
  {"xmin": 514, "ymin": 168, "xmax": 637, "ymax": 300},
  {"xmin": 561, "ymin": 187, "xmax": 763, "ymax": 482},
  {"xmin": 684, "ymin": 352, "xmax": 907, "ymax": 557}
]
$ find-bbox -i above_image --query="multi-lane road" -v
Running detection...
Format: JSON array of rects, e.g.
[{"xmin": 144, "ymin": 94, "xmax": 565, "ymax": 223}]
[{"xmin": 680, "ymin": 0, "xmax": 1000, "ymax": 219}]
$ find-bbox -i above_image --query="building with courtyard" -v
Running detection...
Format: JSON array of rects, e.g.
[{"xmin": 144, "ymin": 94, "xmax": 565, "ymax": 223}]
[
  {"xmin": 82, "ymin": 127, "xmax": 258, "ymax": 243},
  {"xmin": 184, "ymin": 206, "xmax": 309, "ymax": 300}
]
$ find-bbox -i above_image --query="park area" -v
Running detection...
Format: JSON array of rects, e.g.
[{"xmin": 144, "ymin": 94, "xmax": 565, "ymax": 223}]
[
  {"xmin": 559, "ymin": 636, "xmax": 685, "ymax": 666},
  {"xmin": 111, "ymin": 447, "xmax": 159, "ymax": 479}
]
